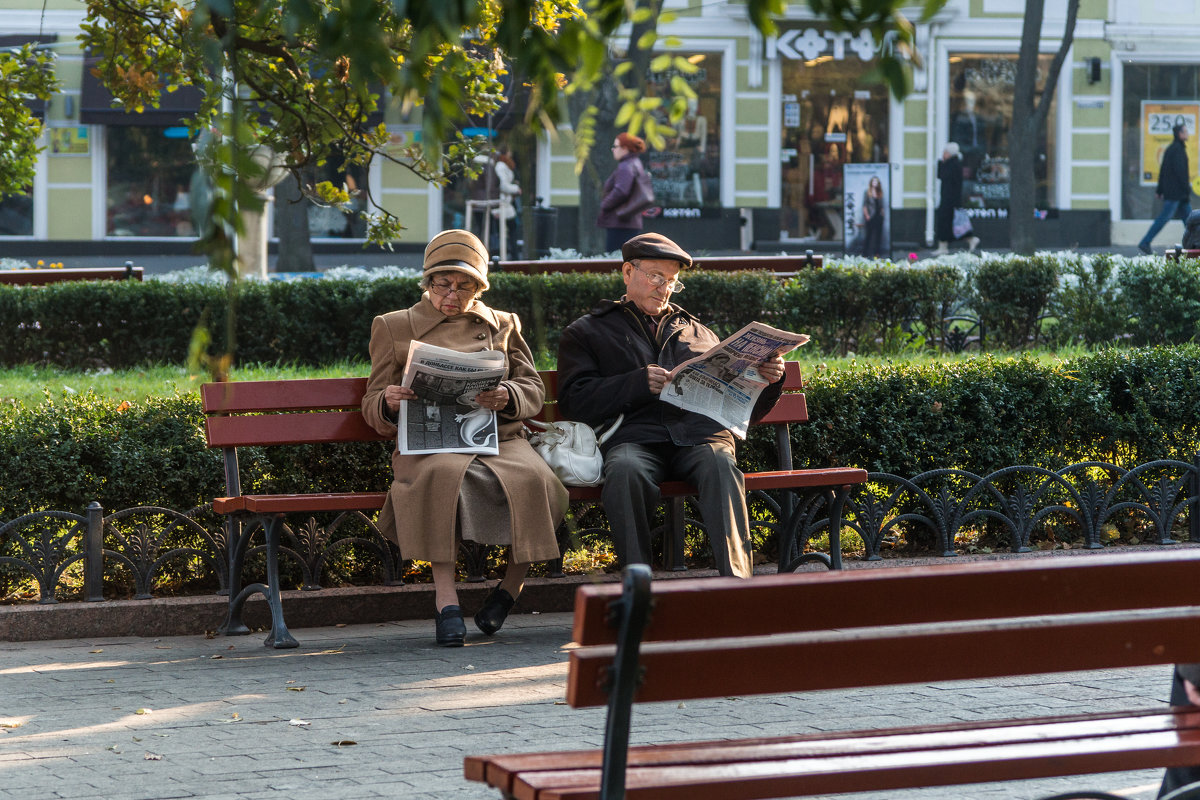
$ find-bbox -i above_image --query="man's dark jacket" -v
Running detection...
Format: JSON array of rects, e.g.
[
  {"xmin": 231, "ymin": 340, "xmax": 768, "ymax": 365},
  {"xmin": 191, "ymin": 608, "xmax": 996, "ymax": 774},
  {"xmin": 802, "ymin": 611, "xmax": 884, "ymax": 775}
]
[
  {"xmin": 1157, "ymin": 138, "xmax": 1191, "ymax": 201},
  {"xmin": 556, "ymin": 298, "xmax": 783, "ymax": 452}
]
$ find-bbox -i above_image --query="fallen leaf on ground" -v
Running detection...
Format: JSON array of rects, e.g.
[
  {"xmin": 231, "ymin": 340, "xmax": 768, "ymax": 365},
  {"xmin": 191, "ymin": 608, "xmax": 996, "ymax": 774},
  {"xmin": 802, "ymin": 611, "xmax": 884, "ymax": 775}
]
[
  {"xmin": 331, "ymin": 740, "xmax": 357, "ymax": 747},
  {"xmin": 0, "ymin": 722, "xmax": 22, "ymax": 728},
  {"xmin": 89, "ymin": 649, "xmax": 103, "ymax": 654},
  {"xmin": 286, "ymin": 686, "xmax": 306, "ymax": 692},
  {"xmin": 288, "ymin": 719, "xmax": 310, "ymax": 727},
  {"xmin": 134, "ymin": 709, "xmax": 152, "ymax": 715},
  {"xmin": 143, "ymin": 752, "xmax": 163, "ymax": 761},
  {"xmin": 210, "ymin": 654, "xmax": 223, "ymax": 660}
]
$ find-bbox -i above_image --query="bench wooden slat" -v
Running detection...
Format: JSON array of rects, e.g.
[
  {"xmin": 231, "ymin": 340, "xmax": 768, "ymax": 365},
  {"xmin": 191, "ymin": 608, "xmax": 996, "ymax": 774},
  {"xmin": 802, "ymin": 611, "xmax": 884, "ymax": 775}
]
[
  {"xmin": 571, "ymin": 549, "xmax": 1200, "ymax": 646},
  {"xmin": 754, "ymin": 393, "xmax": 807, "ymax": 425},
  {"xmin": 205, "ymin": 411, "xmax": 386, "ymax": 447},
  {"xmin": 466, "ymin": 707, "xmax": 1199, "ymax": 791},
  {"xmin": 567, "ymin": 605, "xmax": 1200, "ymax": 708},
  {"xmin": 0, "ymin": 266, "xmax": 144, "ymax": 285},
  {"xmin": 498, "ymin": 255, "xmax": 823, "ymax": 275},
  {"xmin": 513, "ymin": 722, "xmax": 1200, "ymax": 800},
  {"xmin": 201, "ymin": 377, "xmax": 369, "ymax": 413},
  {"xmin": 239, "ymin": 492, "xmax": 388, "ymax": 514}
]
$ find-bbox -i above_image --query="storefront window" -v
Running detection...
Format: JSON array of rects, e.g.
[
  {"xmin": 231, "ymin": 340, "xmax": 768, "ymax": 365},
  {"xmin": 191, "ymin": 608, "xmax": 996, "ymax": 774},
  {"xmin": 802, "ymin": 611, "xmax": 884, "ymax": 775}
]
[
  {"xmin": 643, "ymin": 52, "xmax": 722, "ymax": 209},
  {"xmin": 1120, "ymin": 64, "xmax": 1200, "ymax": 219},
  {"xmin": 0, "ymin": 191, "xmax": 33, "ymax": 236},
  {"xmin": 303, "ymin": 154, "xmax": 369, "ymax": 239},
  {"xmin": 947, "ymin": 53, "xmax": 1057, "ymax": 211},
  {"xmin": 106, "ymin": 126, "xmax": 196, "ymax": 237},
  {"xmin": 778, "ymin": 29, "xmax": 889, "ymax": 241}
]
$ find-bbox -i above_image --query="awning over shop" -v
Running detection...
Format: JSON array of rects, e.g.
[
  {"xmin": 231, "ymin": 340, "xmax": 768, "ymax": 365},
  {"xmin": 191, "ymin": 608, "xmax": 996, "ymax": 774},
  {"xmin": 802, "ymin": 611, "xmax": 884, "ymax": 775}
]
[
  {"xmin": 0, "ymin": 35, "xmax": 57, "ymax": 118},
  {"xmin": 80, "ymin": 57, "xmax": 203, "ymax": 126}
]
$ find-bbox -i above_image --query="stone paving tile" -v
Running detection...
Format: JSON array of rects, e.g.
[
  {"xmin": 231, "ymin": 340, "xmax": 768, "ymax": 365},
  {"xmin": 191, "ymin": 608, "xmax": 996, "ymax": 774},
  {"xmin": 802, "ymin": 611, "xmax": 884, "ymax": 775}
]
[{"xmin": 0, "ymin": 612, "xmax": 1182, "ymax": 800}]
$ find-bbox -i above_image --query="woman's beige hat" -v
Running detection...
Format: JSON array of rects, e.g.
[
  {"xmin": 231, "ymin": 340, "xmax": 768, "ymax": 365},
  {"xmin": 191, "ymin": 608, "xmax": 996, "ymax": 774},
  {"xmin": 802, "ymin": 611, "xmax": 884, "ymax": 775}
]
[{"xmin": 423, "ymin": 229, "xmax": 490, "ymax": 291}]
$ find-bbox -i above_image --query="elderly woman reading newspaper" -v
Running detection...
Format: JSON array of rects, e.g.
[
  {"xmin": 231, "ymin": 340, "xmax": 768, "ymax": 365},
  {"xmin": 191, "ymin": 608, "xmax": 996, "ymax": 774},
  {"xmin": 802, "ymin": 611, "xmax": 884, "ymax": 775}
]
[{"xmin": 362, "ymin": 229, "xmax": 567, "ymax": 647}]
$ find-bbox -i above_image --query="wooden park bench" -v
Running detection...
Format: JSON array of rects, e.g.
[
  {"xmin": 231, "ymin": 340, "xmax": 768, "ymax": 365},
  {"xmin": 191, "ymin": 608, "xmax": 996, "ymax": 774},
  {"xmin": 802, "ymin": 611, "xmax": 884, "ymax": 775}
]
[
  {"xmin": 497, "ymin": 253, "xmax": 822, "ymax": 278},
  {"xmin": 200, "ymin": 361, "xmax": 865, "ymax": 648},
  {"xmin": 0, "ymin": 262, "xmax": 144, "ymax": 285},
  {"xmin": 1164, "ymin": 247, "xmax": 1200, "ymax": 261},
  {"xmin": 465, "ymin": 550, "xmax": 1200, "ymax": 800}
]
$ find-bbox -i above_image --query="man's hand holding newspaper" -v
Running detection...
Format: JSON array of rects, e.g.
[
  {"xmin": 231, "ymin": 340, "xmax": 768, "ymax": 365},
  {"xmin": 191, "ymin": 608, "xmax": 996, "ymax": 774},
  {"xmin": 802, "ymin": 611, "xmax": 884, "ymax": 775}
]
[
  {"xmin": 659, "ymin": 322, "xmax": 809, "ymax": 438},
  {"xmin": 398, "ymin": 341, "xmax": 506, "ymax": 455}
]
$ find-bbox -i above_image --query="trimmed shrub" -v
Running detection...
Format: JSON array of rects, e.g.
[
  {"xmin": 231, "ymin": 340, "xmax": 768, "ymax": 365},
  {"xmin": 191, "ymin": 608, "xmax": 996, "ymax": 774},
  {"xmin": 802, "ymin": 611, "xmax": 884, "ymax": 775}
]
[{"xmin": 7, "ymin": 347, "xmax": 1200, "ymax": 522}]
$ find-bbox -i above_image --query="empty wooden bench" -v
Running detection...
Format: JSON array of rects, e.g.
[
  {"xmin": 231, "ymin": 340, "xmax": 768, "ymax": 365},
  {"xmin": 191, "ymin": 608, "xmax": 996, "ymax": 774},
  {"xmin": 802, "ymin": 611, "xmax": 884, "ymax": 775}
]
[
  {"xmin": 200, "ymin": 362, "xmax": 865, "ymax": 647},
  {"xmin": 1165, "ymin": 247, "xmax": 1200, "ymax": 261},
  {"xmin": 0, "ymin": 263, "xmax": 144, "ymax": 285},
  {"xmin": 465, "ymin": 550, "xmax": 1200, "ymax": 799},
  {"xmin": 498, "ymin": 253, "xmax": 823, "ymax": 278}
]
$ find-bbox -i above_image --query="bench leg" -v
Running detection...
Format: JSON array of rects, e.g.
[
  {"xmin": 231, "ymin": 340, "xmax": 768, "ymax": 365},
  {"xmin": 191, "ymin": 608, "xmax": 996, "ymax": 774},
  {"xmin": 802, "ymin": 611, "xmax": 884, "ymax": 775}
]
[
  {"xmin": 218, "ymin": 515, "xmax": 253, "ymax": 637},
  {"xmin": 827, "ymin": 487, "xmax": 850, "ymax": 571},
  {"xmin": 778, "ymin": 487, "xmax": 851, "ymax": 572},
  {"xmin": 221, "ymin": 514, "xmax": 299, "ymax": 649},
  {"xmin": 663, "ymin": 497, "xmax": 688, "ymax": 572}
]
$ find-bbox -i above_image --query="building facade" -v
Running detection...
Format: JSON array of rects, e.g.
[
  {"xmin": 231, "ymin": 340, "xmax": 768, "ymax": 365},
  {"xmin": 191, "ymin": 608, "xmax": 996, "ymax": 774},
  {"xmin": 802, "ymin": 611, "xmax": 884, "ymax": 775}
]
[{"xmin": 3, "ymin": 0, "xmax": 1200, "ymax": 257}]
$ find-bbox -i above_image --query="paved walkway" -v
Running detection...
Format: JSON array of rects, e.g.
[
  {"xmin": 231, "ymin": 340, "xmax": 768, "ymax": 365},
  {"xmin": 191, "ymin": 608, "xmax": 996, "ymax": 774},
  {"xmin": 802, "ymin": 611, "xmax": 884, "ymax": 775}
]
[{"xmin": 0, "ymin": 609, "xmax": 1177, "ymax": 800}]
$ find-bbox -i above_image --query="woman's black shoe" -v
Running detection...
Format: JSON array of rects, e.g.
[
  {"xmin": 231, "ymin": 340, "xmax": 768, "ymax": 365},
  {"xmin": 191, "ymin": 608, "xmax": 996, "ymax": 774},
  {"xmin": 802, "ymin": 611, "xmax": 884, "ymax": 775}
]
[
  {"xmin": 474, "ymin": 587, "xmax": 516, "ymax": 636},
  {"xmin": 435, "ymin": 605, "xmax": 466, "ymax": 647}
]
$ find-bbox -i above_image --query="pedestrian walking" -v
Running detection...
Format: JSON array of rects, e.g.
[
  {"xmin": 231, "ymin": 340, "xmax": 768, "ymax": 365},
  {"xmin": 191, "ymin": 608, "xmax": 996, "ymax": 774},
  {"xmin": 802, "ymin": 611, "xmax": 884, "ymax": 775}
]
[{"xmin": 1139, "ymin": 123, "xmax": 1193, "ymax": 255}]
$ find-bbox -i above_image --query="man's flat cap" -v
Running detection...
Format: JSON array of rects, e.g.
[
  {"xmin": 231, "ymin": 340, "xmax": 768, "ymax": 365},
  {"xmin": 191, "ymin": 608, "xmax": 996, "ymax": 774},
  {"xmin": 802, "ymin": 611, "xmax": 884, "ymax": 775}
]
[{"xmin": 621, "ymin": 232, "xmax": 693, "ymax": 269}]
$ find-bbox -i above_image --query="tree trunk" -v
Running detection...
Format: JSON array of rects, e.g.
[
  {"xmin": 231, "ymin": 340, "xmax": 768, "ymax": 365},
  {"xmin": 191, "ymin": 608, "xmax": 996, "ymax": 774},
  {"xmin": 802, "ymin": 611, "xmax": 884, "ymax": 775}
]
[
  {"xmin": 570, "ymin": 0, "xmax": 662, "ymax": 256},
  {"xmin": 274, "ymin": 172, "xmax": 314, "ymax": 272},
  {"xmin": 1007, "ymin": 0, "xmax": 1078, "ymax": 254}
]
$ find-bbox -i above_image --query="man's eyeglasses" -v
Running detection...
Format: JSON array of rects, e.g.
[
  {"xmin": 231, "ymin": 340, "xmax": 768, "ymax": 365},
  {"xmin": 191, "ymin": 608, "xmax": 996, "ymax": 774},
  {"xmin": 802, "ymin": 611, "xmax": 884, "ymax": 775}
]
[
  {"xmin": 633, "ymin": 264, "xmax": 684, "ymax": 293},
  {"xmin": 429, "ymin": 280, "xmax": 478, "ymax": 298}
]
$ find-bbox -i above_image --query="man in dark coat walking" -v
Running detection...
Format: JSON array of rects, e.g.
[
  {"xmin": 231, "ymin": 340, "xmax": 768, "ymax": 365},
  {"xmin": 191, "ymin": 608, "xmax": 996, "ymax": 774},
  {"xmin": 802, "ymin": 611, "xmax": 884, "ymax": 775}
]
[
  {"xmin": 1139, "ymin": 123, "xmax": 1193, "ymax": 255},
  {"xmin": 556, "ymin": 233, "xmax": 786, "ymax": 578}
]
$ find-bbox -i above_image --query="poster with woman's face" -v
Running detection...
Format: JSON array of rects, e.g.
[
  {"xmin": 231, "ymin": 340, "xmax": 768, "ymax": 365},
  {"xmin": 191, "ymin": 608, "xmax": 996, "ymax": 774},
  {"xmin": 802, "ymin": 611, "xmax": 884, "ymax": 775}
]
[{"xmin": 842, "ymin": 163, "xmax": 891, "ymax": 258}]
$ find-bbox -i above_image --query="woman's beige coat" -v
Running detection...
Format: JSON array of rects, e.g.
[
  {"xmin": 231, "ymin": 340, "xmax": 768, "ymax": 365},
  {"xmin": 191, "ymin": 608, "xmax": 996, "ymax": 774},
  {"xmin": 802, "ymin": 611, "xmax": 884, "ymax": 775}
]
[{"xmin": 362, "ymin": 294, "xmax": 567, "ymax": 563}]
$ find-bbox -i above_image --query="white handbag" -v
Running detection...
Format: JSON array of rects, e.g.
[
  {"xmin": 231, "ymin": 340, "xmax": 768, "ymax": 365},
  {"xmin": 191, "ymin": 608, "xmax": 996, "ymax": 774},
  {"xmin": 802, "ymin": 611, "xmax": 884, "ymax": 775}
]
[{"xmin": 526, "ymin": 415, "xmax": 623, "ymax": 487}]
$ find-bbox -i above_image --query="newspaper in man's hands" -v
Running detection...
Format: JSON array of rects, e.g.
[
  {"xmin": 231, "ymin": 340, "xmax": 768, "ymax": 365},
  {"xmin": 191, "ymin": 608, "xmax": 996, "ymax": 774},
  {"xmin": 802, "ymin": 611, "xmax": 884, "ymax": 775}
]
[
  {"xmin": 660, "ymin": 322, "xmax": 809, "ymax": 439},
  {"xmin": 398, "ymin": 341, "xmax": 506, "ymax": 455}
]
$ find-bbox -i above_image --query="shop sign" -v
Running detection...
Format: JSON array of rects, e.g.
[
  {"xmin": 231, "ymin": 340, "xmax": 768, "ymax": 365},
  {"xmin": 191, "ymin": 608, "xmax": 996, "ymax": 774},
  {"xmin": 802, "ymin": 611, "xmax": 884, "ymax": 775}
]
[
  {"xmin": 1141, "ymin": 102, "xmax": 1199, "ymax": 186},
  {"xmin": 768, "ymin": 28, "xmax": 888, "ymax": 62}
]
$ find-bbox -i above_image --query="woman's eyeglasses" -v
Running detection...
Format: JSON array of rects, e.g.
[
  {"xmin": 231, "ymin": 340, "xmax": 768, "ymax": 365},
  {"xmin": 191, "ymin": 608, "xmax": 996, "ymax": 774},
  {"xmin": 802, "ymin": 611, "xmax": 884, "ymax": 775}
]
[{"xmin": 429, "ymin": 280, "xmax": 478, "ymax": 298}]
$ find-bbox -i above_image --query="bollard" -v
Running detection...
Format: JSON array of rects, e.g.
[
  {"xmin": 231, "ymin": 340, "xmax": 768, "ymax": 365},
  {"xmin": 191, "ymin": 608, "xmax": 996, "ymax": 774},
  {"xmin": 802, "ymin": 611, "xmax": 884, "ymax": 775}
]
[{"xmin": 84, "ymin": 501, "xmax": 105, "ymax": 602}]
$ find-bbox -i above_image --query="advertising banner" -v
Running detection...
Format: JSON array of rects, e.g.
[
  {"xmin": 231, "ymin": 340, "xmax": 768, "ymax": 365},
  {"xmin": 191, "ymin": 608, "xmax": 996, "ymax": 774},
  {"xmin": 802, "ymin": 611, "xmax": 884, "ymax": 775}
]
[
  {"xmin": 1141, "ymin": 102, "xmax": 1199, "ymax": 186},
  {"xmin": 842, "ymin": 163, "xmax": 890, "ymax": 257}
]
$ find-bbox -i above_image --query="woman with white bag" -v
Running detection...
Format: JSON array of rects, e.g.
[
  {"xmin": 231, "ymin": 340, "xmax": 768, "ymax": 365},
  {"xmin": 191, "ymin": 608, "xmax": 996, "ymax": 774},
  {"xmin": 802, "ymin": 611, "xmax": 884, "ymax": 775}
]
[{"xmin": 934, "ymin": 142, "xmax": 980, "ymax": 255}]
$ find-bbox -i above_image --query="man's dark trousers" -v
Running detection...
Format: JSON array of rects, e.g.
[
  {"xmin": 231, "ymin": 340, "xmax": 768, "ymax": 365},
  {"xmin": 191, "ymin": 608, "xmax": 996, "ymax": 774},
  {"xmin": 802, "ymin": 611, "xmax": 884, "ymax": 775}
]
[{"xmin": 601, "ymin": 440, "xmax": 753, "ymax": 578}]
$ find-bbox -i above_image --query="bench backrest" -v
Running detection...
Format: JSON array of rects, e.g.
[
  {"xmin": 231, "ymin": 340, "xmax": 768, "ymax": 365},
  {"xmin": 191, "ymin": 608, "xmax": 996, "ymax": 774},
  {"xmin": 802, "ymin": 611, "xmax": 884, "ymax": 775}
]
[
  {"xmin": 566, "ymin": 550, "xmax": 1200, "ymax": 708},
  {"xmin": 537, "ymin": 360, "xmax": 807, "ymax": 424},
  {"xmin": 1165, "ymin": 248, "xmax": 1200, "ymax": 261},
  {"xmin": 498, "ymin": 254, "xmax": 823, "ymax": 275},
  {"xmin": 201, "ymin": 360, "xmax": 809, "ymax": 490},
  {"xmin": 0, "ymin": 265, "xmax": 145, "ymax": 285}
]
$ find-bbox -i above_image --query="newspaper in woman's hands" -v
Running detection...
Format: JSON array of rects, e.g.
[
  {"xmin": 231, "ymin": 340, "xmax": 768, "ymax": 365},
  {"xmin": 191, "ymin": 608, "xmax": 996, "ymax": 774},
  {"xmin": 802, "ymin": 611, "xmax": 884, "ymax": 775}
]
[
  {"xmin": 399, "ymin": 341, "xmax": 506, "ymax": 455},
  {"xmin": 660, "ymin": 322, "xmax": 809, "ymax": 438}
]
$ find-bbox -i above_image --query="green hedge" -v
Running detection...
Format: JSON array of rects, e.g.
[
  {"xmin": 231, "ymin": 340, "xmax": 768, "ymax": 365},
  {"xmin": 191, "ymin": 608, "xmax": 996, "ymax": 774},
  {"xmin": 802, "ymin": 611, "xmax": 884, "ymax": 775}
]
[
  {"xmin": 5, "ymin": 346, "xmax": 1200, "ymax": 521},
  {"xmin": 6, "ymin": 254, "xmax": 1200, "ymax": 369}
]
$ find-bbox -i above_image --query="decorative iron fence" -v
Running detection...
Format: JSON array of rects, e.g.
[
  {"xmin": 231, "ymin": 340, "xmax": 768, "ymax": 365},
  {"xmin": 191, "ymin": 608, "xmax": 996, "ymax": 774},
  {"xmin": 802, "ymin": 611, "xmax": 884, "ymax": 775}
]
[{"xmin": 3, "ymin": 457, "xmax": 1199, "ymax": 604}]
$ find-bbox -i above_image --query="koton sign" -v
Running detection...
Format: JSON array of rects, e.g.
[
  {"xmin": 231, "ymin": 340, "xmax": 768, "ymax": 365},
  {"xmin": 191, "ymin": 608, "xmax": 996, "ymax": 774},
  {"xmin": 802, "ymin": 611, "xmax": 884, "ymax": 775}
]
[{"xmin": 767, "ymin": 28, "xmax": 890, "ymax": 61}]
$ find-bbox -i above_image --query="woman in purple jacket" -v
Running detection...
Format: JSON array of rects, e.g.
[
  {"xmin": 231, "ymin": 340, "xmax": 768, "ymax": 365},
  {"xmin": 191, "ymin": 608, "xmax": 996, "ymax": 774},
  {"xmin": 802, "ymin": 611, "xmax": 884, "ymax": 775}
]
[{"xmin": 598, "ymin": 132, "xmax": 649, "ymax": 253}]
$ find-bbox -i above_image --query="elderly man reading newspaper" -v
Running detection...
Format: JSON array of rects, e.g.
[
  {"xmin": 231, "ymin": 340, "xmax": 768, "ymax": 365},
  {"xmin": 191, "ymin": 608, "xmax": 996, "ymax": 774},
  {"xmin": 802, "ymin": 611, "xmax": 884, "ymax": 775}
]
[{"xmin": 556, "ymin": 232, "xmax": 805, "ymax": 578}]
